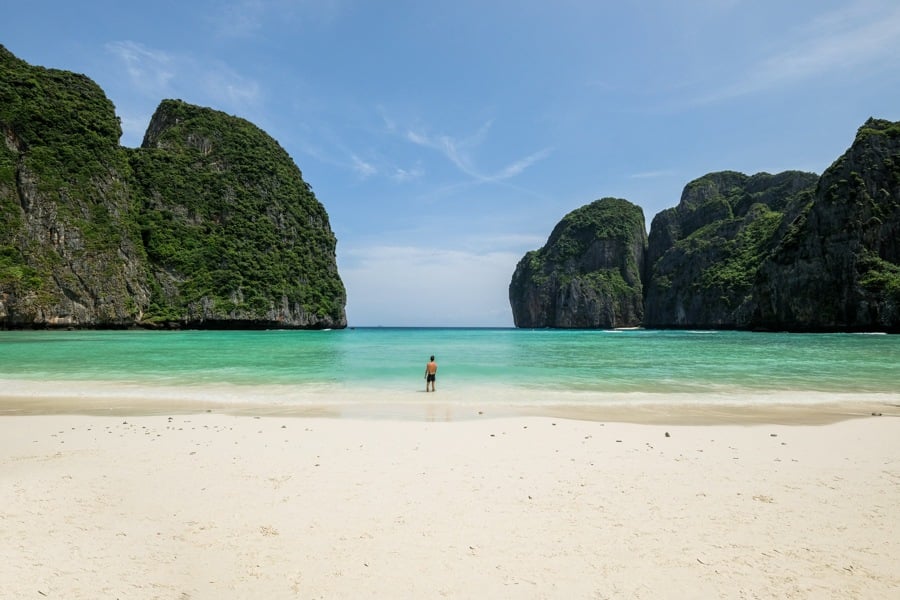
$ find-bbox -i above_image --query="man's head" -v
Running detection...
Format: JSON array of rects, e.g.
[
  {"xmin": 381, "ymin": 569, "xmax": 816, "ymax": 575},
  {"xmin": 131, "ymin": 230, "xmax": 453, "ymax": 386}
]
[{"xmin": 430, "ymin": 355, "xmax": 435, "ymax": 361}]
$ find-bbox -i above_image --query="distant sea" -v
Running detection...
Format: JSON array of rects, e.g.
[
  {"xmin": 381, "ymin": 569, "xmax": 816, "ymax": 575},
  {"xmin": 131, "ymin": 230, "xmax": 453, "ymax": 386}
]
[{"xmin": 1, "ymin": 328, "xmax": 898, "ymax": 412}]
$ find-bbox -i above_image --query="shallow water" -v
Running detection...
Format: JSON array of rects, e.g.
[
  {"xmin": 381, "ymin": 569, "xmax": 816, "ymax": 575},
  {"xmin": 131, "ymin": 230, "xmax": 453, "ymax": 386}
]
[{"xmin": 1, "ymin": 328, "xmax": 898, "ymax": 409}]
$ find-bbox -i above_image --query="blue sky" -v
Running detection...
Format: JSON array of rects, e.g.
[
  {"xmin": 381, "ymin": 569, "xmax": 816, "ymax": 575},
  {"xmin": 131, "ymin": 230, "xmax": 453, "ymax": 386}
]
[{"xmin": 4, "ymin": 0, "xmax": 900, "ymax": 326}]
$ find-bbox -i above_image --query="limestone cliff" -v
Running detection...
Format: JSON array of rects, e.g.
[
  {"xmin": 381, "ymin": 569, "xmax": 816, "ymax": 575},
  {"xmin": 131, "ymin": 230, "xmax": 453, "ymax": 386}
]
[
  {"xmin": 643, "ymin": 170, "xmax": 818, "ymax": 328},
  {"xmin": 0, "ymin": 45, "xmax": 151, "ymax": 327},
  {"xmin": 752, "ymin": 119, "xmax": 900, "ymax": 331},
  {"xmin": 512, "ymin": 119, "xmax": 899, "ymax": 332},
  {"xmin": 131, "ymin": 100, "xmax": 346, "ymax": 328},
  {"xmin": 509, "ymin": 198, "xmax": 646, "ymax": 328},
  {"xmin": 0, "ymin": 46, "xmax": 346, "ymax": 329}
]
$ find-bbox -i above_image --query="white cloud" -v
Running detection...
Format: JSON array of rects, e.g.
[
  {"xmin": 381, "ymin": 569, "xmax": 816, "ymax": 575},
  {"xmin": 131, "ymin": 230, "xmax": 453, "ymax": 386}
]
[
  {"xmin": 105, "ymin": 41, "xmax": 175, "ymax": 95},
  {"xmin": 351, "ymin": 154, "xmax": 377, "ymax": 177},
  {"xmin": 105, "ymin": 40, "xmax": 263, "ymax": 128},
  {"xmin": 200, "ymin": 65, "xmax": 262, "ymax": 107},
  {"xmin": 378, "ymin": 107, "xmax": 398, "ymax": 132},
  {"xmin": 699, "ymin": 0, "xmax": 900, "ymax": 103},
  {"xmin": 391, "ymin": 165, "xmax": 424, "ymax": 182},
  {"xmin": 339, "ymin": 245, "xmax": 520, "ymax": 327},
  {"xmin": 405, "ymin": 121, "xmax": 551, "ymax": 184},
  {"xmin": 106, "ymin": 41, "xmax": 262, "ymax": 108},
  {"xmin": 496, "ymin": 148, "xmax": 554, "ymax": 179}
]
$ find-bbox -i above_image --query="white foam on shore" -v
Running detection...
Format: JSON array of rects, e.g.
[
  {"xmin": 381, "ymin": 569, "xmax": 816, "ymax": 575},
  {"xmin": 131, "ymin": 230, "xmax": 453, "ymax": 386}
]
[{"xmin": 2, "ymin": 377, "xmax": 898, "ymax": 418}]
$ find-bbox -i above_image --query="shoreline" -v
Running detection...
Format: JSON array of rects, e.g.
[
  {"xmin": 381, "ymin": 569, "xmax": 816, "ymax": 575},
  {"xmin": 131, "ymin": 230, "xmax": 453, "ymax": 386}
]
[
  {"xmin": 1, "ymin": 377, "xmax": 899, "ymax": 425},
  {"xmin": 2, "ymin": 397, "xmax": 897, "ymax": 426}
]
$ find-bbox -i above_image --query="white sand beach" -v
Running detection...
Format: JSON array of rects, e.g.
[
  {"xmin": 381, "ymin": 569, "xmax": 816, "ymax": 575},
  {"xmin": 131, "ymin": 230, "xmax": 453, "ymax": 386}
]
[{"xmin": 2, "ymin": 403, "xmax": 899, "ymax": 599}]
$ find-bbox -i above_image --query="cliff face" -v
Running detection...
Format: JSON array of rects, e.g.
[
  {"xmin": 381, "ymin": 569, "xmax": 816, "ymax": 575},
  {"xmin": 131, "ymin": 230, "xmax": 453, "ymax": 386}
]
[
  {"xmin": 509, "ymin": 198, "xmax": 646, "ymax": 328},
  {"xmin": 0, "ymin": 45, "xmax": 151, "ymax": 327},
  {"xmin": 643, "ymin": 170, "xmax": 818, "ymax": 328},
  {"xmin": 131, "ymin": 100, "xmax": 346, "ymax": 328},
  {"xmin": 512, "ymin": 119, "xmax": 899, "ymax": 332},
  {"xmin": 0, "ymin": 46, "xmax": 346, "ymax": 329},
  {"xmin": 752, "ymin": 119, "xmax": 900, "ymax": 331}
]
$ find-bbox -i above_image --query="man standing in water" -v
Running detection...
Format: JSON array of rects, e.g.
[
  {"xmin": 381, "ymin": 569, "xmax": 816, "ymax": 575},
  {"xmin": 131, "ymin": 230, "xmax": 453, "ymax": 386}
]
[{"xmin": 425, "ymin": 355, "xmax": 437, "ymax": 392}]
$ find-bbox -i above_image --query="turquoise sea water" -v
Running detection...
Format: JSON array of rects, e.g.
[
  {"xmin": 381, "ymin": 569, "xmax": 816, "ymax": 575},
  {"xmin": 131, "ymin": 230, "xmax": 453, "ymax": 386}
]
[{"xmin": 1, "ymin": 329, "xmax": 898, "ymax": 407}]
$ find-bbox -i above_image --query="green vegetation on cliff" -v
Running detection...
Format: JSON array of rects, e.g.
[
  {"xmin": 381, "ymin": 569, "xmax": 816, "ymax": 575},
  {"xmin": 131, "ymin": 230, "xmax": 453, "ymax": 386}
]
[
  {"xmin": 695, "ymin": 204, "xmax": 785, "ymax": 293},
  {"xmin": 131, "ymin": 100, "xmax": 345, "ymax": 325},
  {"xmin": 543, "ymin": 197, "xmax": 645, "ymax": 260},
  {"xmin": 509, "ymin": 198, "xmax": 647, "ymax": 328},
  {"xmin": 1, "ymin": 44, "xmax": 144, "ymax": 323},
  {"xmin": 517, "ymin": 120, "xmax": 900, "ymax": 332},
  {"xmin": 855, "ymin": 118, "xmax": 900, "ymax": 142},
  {"xmin": 641, "ymin": 118, "xmax": 900, "ymax": 332},
  {"xmin": 858, "ymin": 251, "xmax": 900, "ymax": 299},
  {"xmin": 0, "ymin": 46, "xmax": 345, "ymax": 329},
  {"xmin": 0, "ymin": 47, "xmax": 123, "ymax": 181},
  {"xmin": 753, "ymin": 118, "xmax": 900, "ymax": 330},
  {"xmin": 644, "ymin": 171, "xmax": 819, "ymax": 327}
]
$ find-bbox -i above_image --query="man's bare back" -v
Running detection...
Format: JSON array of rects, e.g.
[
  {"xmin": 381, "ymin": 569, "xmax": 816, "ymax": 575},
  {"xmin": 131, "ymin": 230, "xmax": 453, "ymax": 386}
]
[{"xmin": 425, "ymin": 356, "xmax": 437, "ymax": 392}]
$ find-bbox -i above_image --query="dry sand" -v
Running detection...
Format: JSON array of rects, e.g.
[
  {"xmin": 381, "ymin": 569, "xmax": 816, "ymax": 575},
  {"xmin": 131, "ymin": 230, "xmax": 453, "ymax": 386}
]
[{"xmin": 2, "ymin": 405, "xmax": 899, "ymax": 599}]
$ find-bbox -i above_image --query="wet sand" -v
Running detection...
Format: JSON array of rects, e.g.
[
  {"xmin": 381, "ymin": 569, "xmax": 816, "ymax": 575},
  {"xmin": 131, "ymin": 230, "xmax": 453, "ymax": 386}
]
[{"xmin": 2, "ymin": 377, "xmax": 898, "ymax": 424}]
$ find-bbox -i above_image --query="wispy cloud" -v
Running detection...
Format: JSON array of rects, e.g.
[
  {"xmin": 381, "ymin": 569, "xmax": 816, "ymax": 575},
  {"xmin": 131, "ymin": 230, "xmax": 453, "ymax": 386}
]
[
  {"xmin": 391, "ymin": 165, "xmax": 424, "ymax": 182},
  {"xmin": 496, "ymin": 148, "xmax": 554, "ymax": 179},
  {"xmin": 698, "ymin": 0, "xmax": 900, "ymax": 104},
  {"xmin": 106, "ymin": 40, "xmax": 262, "ymax": 109},
  {"xmin": 105, "ymin": 41, "xmax": 175, "ymax": 95},
  {"xmin": 200, "ymin": 65, "xmax": 261, "ymax": 107},
  {"xmin": 405, "ymin": 123, "xmax": 486, "ymax": 178},
  {"xmin": 104, "ymin": 40, "xmax": 265, "ymax": 146},
  {"xmin": 378, "ymin": 106, "xmax": 399, "ymax": 134},
  {"xmin": 406, "ymin": 121, "xmax": 551, "ymax": 184},
  {"xmin": 351, "ymin": 154, "xmax": 377, "ymax": 178}
]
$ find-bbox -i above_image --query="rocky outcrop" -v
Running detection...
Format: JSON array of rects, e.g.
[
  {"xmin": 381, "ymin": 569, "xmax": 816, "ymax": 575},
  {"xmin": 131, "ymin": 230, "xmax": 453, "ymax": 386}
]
[
  {"xmin": 509, "ymin": 198, "xmax": 646, "ymax": 328},
  {"xmin": 751, "ymin": 119, "xmax": 900, "ymax": 331},
  {"xmin": 512, "ymin": 119, "xmax": 899, "ymax": 332},
  {"xmin": 0, "ymin": 46, "xmax": 346, "ymax": 329},
  {"xmin": 0, "ymin": 45, "xmax": 151, "ymax": 327},
  {"xmin": 131, "ymin": 100, "xmax": 346, "ymax": 329},
  {"xmin": 643, "ymin": 170, "xmax": 818, "ymax": 328}
]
